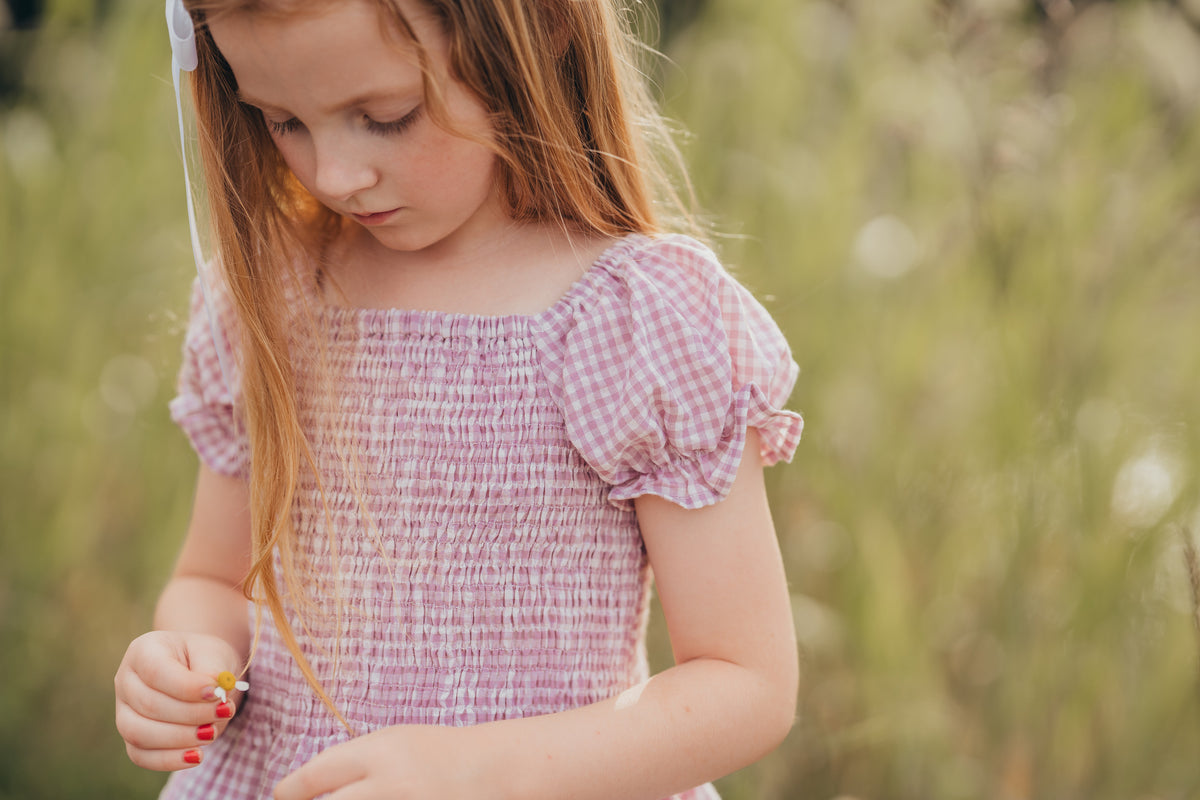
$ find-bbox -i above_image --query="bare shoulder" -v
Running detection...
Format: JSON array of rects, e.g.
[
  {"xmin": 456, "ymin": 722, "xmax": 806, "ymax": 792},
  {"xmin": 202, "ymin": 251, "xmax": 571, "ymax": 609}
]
[
  {"xmin": 529, "ymin": 223, "xmax": 619, "ymax": 282},
  {"xmin": 482, "ymin": 223, "xmax": 619, "ymax": 315}
]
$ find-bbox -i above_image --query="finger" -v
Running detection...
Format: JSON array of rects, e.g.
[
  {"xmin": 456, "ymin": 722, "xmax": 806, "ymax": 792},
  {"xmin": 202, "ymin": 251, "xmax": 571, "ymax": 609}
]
[
  {"xmin": 120, "ymin": 673, "xmax": 223, "ymax": 726},
  {"xmin": 215, "ymin": 699, "xmax": 238, "ymax": 723},
  {"xmin": 130, "ymin": 634, "xmax": 220, "ymax": 702},
  {"xmin": 116, "ymin": 704, "xmax": 227, "ymax": 752},
  {"xmin": 124, "ymin": 742, "xmax": 209, "ymax": 773},
  {"xmin": 302, "ymin": 780, "xmax": 375, "ymax": 800},
  {"xmin": 274, "ymin": 750, "xmax": 367, "ymax": 800}
]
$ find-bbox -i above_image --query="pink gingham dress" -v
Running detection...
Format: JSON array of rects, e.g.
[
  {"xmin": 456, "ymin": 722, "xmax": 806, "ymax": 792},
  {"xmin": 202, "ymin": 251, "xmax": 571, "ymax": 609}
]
[{"xmin": 161, "ymin": 233, "xmax": 803, "ymax": 800}]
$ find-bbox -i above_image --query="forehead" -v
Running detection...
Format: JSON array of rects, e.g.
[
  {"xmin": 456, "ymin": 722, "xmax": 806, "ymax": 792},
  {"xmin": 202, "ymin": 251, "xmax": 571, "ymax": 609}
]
[{"xmin": 208, "ymin": 0, "xmax": 440, "ymax": 110}]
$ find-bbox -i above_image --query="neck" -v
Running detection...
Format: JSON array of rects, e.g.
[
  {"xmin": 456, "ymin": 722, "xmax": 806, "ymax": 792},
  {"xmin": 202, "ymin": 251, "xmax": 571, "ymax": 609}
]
[{"xmin": 322, "ymin": 220, "xmax": 616, "ymax": 316}]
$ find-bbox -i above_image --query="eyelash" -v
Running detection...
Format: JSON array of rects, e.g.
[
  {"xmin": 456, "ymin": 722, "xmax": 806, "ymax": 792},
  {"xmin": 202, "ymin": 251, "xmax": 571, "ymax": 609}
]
[
  {"xmin": 268, "ymin": 117, "xmax": 302, "ymax": 136},
  {"xmin": 265, "ymin": 106, "xmax": 423, "ymax": 138},
  {"xmin": 365, "ymin": 106, "xmax": 423, "ymax": 136}
]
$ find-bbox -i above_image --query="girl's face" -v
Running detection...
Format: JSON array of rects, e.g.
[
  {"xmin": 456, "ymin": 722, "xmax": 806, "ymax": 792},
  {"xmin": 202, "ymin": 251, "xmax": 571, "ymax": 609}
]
[{"xmin": 208, "ymin": 0, "xmax": 504, "ymax": 259}]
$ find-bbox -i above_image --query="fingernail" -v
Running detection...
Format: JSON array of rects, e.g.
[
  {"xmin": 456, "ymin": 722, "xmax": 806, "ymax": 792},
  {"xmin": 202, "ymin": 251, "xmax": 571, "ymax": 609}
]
[
  {"xmin": 184, "ymin": 749, "xmax": 202, "ymax": 765},
  {"xmin": 200, "ymin": 687, "xmax": 217, "ymax": 701},
  {"xmin": 216, "ymin": 701, "xmax": 233, "ymax": 719},
  {"xmin": 197, "ymin": 723, "xmax": 215, "ymax": 741}
]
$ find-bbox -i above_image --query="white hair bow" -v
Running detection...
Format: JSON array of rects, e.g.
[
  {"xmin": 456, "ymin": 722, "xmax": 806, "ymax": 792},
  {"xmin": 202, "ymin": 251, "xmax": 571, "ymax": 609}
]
[{"xmin": 166, "ymin": 0, "xmax": 197, "ymax": 72}]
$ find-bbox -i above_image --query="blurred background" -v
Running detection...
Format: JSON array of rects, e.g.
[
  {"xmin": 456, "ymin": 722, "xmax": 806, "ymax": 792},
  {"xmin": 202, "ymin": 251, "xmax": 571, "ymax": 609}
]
[{"xmin": 4, "ymin": 0, "xmax": 1200, "ymax": 797}]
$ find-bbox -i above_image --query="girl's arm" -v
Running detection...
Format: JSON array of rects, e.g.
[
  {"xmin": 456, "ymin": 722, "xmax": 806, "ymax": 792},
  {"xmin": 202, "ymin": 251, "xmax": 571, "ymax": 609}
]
[
  {"xmin": 275, "ymin": 427, "xmax": 798, "ymax": 800},
  {"xmin": 114, "ymin": 465, "xmax": 253, "ymax": 771},
  {"xmin": 153, "ymin": 465, "xmax": 254, "ymax": 651}
]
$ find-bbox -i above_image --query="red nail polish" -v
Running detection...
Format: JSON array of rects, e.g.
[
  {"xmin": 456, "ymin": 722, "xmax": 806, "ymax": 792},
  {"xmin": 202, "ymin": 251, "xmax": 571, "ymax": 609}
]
[
  {"xmin": 197, "ymin": 723, "xmax": 215, "ymax": 741},
  {"xmin": 216, "ymin": 702, "xmax": 233, "ymax": 719},
  {"xmin": 184, "ymin": 749, "xmax": 202, "ymax": 765}
]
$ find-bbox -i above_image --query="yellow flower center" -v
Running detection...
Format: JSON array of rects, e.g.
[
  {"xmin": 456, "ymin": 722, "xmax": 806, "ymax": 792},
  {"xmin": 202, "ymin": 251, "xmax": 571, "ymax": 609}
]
[{"xmin": 217, "ymin": 671, "xmax": 238, "ymax": 691}]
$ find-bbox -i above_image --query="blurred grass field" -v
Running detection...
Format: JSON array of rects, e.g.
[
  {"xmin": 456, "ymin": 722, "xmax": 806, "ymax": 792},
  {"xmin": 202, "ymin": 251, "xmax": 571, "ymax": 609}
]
[{"xmin": 5, "ymin": 0, "xmax": 1200, "ymax": 798}]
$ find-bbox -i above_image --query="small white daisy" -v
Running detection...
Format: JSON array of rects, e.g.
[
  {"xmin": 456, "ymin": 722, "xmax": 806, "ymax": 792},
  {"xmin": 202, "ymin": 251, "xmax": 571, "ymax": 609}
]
[{"xmin": 214, "ymin": 670, "xmax": 249, "ymax": 703}]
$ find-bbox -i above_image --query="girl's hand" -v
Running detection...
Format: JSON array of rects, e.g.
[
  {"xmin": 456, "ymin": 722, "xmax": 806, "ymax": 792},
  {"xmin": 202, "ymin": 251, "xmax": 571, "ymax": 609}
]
[
  {"xmin": 114, "ymin": 630, "xmax": 245, "ymax": 771},
  {"xmin": 274, "ymin": 724, "xmax": 491, "ymax": 800}
]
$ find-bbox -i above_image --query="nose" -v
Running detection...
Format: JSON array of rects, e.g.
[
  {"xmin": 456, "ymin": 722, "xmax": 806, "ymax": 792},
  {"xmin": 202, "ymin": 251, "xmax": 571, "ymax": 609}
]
[{"xmin": 310, "ymin": 134, "xmax": 378, "ymax": 201}]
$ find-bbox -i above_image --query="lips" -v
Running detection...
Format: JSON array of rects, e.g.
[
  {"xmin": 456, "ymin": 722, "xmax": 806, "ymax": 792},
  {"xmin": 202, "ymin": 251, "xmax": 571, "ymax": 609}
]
[{"xmin": 351, "ymin": 208, "xmax": 400, "ymax": 226}]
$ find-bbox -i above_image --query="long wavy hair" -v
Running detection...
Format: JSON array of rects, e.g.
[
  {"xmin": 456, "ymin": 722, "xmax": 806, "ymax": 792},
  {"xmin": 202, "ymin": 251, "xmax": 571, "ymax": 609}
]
[{"xmin": 180, "ymin": 0, "xmax": 697, "ymax": 727}]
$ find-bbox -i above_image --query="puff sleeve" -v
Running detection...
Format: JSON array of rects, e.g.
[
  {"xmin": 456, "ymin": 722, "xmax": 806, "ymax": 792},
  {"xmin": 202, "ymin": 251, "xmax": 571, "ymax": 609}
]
[
  {"xmin": 167, "ymin": 276, "xmax": 248, "ymax": 478},
  {"xmin": 535, "ymin": 234, "xmax": 803, "ymax": 510}
]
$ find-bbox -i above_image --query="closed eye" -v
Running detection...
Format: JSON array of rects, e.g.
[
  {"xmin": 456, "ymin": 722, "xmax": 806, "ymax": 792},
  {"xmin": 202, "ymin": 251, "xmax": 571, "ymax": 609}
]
[
  {"xmin": 256, "ymin": 105, "xmax": 421, "ymax": 137},
  {"xmin": 365, "ymin": 105, "xmax": 423, "ymax": 137},
  {"xmin": 267, "ymin": 117, "xmax": 303, "ymax": 136}
]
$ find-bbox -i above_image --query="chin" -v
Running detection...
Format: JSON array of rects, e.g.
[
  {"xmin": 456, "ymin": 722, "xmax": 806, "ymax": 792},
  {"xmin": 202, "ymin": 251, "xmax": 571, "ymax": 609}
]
[{"xmin": 359, "ymin": 226, "xmax": 437, "ymax": 254}]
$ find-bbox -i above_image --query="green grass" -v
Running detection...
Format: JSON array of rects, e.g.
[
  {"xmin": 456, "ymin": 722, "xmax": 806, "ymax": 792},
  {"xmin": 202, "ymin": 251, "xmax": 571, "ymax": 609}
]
[{"xmin": 4, "ymin": 1, "xmax": 1200, "ymax": 798}]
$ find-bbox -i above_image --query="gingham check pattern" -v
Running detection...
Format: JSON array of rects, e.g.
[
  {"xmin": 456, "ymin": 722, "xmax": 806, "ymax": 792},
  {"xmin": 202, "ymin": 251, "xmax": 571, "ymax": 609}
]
[{"xmin": 163, "ymin": 234, "xmax": 801, "ymax": 800}]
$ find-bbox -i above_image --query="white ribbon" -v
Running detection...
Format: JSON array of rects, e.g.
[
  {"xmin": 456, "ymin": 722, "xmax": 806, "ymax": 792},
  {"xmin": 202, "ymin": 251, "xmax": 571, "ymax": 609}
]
[
  {"xmin": 166, "ymin": 0, "xmax": 197, "ymax": 72},
  {"xmin": 165, "ymin": 0, "xmax": 237, "ymax": 408}
]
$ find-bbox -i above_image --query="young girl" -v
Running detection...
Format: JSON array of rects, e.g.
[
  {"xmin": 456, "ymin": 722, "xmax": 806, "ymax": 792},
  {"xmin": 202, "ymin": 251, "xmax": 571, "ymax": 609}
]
[{"xmin": 114, "ymin": 0, "xmax": 803, "ymax": 798}]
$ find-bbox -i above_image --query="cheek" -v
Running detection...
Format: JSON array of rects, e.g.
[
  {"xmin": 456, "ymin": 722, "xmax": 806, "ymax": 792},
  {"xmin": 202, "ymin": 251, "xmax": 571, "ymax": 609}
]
[
  {"xmin": 405, "ymin": 128, "xmax": 495, "ymax": 194},
  {"xmin": 270, "ymin": 135, "xmax": 316, "ymax": 186},
  {"xmin": 429, "ymin": 89, "xmax": 498, "ymax": 194},
  {"xmin": 442, "ymin": 134, "xmax": 497, "ymax": 193}
]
